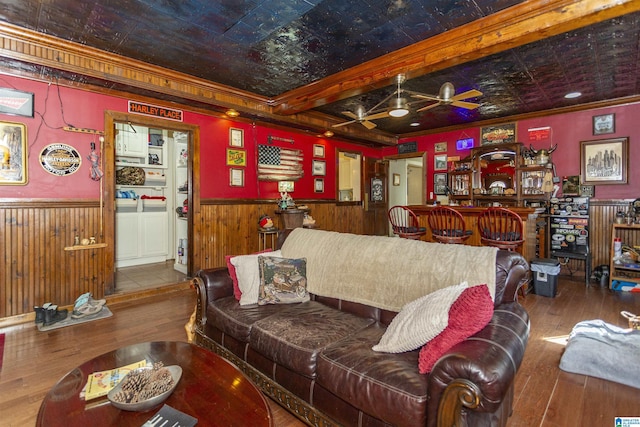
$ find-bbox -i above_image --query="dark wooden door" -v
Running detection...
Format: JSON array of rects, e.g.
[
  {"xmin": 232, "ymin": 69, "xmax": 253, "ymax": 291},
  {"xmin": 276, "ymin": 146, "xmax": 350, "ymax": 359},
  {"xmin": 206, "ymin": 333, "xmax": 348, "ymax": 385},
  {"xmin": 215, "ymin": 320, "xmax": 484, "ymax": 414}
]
[{"xmin": 363, "ymin": 157, "xmax": 388, "ymax": 235}]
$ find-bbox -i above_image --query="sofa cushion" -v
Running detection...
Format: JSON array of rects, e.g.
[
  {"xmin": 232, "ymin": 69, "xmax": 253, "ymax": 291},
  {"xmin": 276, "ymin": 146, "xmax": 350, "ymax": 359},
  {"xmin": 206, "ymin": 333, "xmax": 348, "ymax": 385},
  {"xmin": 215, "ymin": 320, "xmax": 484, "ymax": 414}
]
[
  {"xmin": 418, "ymin": 284, "xmax": 494, "ymax": 373},
  {"xmin": 208, "ymin": 296, "xmax": 283, "ymax": 342},
  {"xmin": 230, "ymin": 250, "xmax": 282, "ymax": 305},
  {"xmin": 372, "ymin": 282, "xmax": 469, "ymax": 353},
  {"xmin": 257, "ymin": 256, "xmax": 310, "ymax": 305},
  {"xmin": 249, "ymin": 301, "xmax": 374, "ymax": 377},
  {"xmin": 317, "ymin": 324, "xmax": 428, "ymax": 427}
]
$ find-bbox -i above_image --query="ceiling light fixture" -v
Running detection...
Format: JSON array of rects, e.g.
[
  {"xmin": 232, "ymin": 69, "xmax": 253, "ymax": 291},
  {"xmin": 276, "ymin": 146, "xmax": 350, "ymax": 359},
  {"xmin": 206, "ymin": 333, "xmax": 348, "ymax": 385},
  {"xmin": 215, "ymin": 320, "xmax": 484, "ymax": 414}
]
[
  {"xmin": 225, "ymin": 108, "xmax": 240, "ymax": 117},
  {"xmin": 323, "ymin": 130, "xmax": 334, "ymax": 137},
  {"xmin": 388, "ymin": 97, "xmax": 409, "ymax": 117},
  {"xmin": 388, "ymin": 74, "xmax": 410, "ymax": 118},
  {"xmin": 564, "ymin": 92, "xmax": 582, "ymax": 99}
]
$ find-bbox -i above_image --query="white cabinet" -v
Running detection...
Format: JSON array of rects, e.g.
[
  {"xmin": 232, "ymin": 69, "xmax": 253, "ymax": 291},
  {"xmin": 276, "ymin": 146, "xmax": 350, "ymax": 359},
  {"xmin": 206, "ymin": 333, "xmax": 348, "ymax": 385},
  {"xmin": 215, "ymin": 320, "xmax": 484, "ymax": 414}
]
[
  {"xmin": 115, "ymin": 123, "xmax": 148, "ymax": 158},
  {"xmin": 116, "ymin": 211, "xmax": 168, "ymax": 268}
]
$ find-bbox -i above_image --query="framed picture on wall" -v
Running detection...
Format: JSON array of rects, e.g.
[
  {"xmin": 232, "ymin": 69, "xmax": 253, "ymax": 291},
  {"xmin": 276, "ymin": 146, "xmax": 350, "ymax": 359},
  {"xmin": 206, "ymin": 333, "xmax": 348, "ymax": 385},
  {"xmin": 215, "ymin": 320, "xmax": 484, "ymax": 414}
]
[
  {"xmin": 226, "ymin": 148, "xmax": 246, "ymax": 166},
  {"xmin": 433, "ymin": 173, "xmax": 448, "ymax": 195},
  {"xmin": 592, "ymin": 113, "xmax": 615, "ymax": 135},
  {"xmin": 229, "ymin": 128, "xmax": 244, "ymax": 147},
  {"xmin": 0, "ymin": 88, "xmax": 34, "ymax": 117},
  {"xmin": 0, "ymin": 121, "xmax": 28, "ymax": 185},
  {"xmin": 229, "ymin": 168, "xmax": 244, "ymax": 187},
  {"xmin": 312, "ymin": 160, "xmax": 326, "ymax": 176},
  {"xmin": 313, "ymin": 144, "xmax": 325, "ymax": 158},
  {"xmin": 314, "ymin": 178, "xmax": 324, "ymax": 193},
  {"xmin": 392, "ymin": 173, "xmax": 400, "ymax": 186},
  {"xmin": 434, "ymin": 142, "xmax": 447, "ymax": 152},
  {"xmin": 580, "ymin": 137, "xmax": 628, "ymax": 185},
  {"xmin": 434, "ymin": 154, "xmax": 447, "ymax": 171}
]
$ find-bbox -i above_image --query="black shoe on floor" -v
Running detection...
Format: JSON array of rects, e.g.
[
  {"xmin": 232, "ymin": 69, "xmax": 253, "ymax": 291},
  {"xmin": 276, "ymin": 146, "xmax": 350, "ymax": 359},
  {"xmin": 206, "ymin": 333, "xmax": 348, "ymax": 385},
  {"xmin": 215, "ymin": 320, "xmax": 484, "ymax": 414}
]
[{"xmin": 43, "ymin": 305, "xmax": 68, "ymax": 326}]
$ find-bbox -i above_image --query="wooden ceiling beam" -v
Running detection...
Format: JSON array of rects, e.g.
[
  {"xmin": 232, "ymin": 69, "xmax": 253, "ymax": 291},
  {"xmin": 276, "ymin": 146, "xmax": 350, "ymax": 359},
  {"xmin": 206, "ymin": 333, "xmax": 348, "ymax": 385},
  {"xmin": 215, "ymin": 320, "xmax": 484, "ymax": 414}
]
[
  {"xmin": 0, "ymin": 22, "xmax": 396, "ymax": 146},
  {"xmin": 272, "ymin": 0, "xmax": 640, "ymax": 114}
]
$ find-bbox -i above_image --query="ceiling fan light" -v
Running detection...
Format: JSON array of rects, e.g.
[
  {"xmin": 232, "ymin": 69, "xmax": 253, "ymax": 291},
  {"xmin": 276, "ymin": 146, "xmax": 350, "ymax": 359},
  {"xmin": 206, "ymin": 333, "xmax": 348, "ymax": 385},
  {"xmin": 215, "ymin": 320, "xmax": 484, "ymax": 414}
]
[
  {"xmin": 388, "ymin": 97, "xmax": 409, "ymax": 117},
  {"xmin": 439, "ymin": 82, "xmax": 455, "ymax": 100}
]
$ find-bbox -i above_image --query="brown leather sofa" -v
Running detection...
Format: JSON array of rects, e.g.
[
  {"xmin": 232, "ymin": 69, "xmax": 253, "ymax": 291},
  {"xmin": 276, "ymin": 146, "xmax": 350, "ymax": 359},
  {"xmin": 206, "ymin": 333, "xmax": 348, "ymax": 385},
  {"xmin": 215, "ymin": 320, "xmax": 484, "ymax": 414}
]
[{"xmin": 192, "ymin": 230, "xmax": 530, "ymax": 427}]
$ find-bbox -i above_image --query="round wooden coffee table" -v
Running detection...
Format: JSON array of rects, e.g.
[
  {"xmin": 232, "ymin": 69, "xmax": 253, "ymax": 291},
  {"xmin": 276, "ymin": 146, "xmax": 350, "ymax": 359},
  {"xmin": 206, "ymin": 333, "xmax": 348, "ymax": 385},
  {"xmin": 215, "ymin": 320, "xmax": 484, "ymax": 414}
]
[{"xmin": 37, "ymin": 341, "xmax": 273, "ymax": 426}]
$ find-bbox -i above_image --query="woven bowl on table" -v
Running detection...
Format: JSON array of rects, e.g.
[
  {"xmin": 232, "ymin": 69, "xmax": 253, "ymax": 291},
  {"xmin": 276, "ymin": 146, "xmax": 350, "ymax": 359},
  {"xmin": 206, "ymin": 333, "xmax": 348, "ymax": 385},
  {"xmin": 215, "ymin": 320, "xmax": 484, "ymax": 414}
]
[{"xmin": 107, "ymin": 365, "xmax": 182, "ymax": 411}]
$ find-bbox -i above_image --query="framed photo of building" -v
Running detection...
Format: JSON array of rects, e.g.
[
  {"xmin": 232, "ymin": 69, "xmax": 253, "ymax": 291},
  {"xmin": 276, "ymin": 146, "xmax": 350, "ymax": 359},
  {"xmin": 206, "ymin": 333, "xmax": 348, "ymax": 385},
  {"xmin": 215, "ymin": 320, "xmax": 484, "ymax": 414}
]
[
  {"xmin": 580, "ymin": 137, "xmax": 628, "ymax": 185},
  {"xmin": 0, "ymin": 121, "xmax": 28, "ymax": 185},
  {"xmin": 434, "ymin": 154, "xmax": 447, "ymax": 171},
  {"xmin": 433, "ymin": 173, "xmax": 448, "ymax": 195}
]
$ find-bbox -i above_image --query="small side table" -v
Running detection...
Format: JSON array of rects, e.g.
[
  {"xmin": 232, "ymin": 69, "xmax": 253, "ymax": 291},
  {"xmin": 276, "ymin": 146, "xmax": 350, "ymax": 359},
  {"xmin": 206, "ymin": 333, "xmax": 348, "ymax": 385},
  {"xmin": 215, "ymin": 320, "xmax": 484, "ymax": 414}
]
[{"xmin": 258, "ymin": 228, "xmax": 279, "ymax": 251}]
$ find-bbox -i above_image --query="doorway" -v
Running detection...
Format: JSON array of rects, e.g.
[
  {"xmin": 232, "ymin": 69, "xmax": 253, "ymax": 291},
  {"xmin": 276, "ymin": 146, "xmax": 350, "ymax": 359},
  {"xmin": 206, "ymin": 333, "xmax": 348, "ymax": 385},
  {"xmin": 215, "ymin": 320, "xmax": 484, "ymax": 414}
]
[
  {"xmin": 103, "ymin": 111, "xmax": 200, "ymax": 296},
  {"xmin": 385, "ymin": 152, "xmax": 426, "ymax": 236}
]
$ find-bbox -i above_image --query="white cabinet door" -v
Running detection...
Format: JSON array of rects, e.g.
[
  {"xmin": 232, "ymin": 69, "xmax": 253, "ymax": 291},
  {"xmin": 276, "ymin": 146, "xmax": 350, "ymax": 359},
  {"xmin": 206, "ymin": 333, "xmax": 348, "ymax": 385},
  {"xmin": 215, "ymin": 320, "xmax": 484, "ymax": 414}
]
[
  {"xmin": 115, "ymin": 124, "xmax": 148, "ymax": 158},
  {"xmin": 139, "ymin": 212, "xmax": 168, "ymax": 257},
  {"xmin": 116, "ymin": 213, "xmax": 139, "ymax": 260}
]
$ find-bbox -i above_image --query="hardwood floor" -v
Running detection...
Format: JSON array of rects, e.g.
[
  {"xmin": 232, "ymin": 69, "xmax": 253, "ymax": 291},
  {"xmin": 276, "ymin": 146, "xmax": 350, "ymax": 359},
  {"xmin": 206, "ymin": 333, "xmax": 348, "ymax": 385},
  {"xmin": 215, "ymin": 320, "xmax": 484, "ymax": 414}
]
[{"xmin": 0, "ymin": 276, "xmax": 639, "ymax": 427}]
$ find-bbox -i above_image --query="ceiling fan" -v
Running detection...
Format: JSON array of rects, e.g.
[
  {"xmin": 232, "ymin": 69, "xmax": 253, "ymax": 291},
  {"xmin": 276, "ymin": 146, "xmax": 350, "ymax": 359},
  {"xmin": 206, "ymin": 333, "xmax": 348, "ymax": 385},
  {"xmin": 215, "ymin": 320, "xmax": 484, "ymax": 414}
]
[
  {"xmin": 412, "ymin": 82, "xmax": 483, "ymax": 112},
  {"xmin": 332, "ymin": 74, "xmax": 482, "ymax": 129}
]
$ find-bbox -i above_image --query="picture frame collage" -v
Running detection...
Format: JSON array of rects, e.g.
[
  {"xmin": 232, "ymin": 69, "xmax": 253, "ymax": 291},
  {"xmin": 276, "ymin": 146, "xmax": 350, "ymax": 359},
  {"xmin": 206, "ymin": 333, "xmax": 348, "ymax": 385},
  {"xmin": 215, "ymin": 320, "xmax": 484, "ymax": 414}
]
[
  {"xmin": 228, "ymin": 128, "xmax": 245, "ymax": 187},
  {"xmin": 313, "ymin": 144, "xmax": 325, "ymax": 193}
]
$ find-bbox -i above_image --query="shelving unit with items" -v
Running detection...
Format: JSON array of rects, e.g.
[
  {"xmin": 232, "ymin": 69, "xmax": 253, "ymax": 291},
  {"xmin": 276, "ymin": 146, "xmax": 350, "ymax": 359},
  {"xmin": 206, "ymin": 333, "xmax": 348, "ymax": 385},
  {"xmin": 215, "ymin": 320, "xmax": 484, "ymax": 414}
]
[
  {"xmin": 174, "ymin": 132, "xmax": 189, "ymax": 274},
  {"xmin": 609, "ymin": 223, "xmax": 640, "ymax": 291}
]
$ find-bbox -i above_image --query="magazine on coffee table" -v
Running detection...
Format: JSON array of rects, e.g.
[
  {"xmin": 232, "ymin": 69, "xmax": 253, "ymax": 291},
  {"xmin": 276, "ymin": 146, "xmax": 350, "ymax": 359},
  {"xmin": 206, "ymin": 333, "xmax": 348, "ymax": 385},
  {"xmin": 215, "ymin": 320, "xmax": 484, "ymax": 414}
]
[{"xmin": 80, "ymin": 359, "xmax": 147, "ymax": 400}]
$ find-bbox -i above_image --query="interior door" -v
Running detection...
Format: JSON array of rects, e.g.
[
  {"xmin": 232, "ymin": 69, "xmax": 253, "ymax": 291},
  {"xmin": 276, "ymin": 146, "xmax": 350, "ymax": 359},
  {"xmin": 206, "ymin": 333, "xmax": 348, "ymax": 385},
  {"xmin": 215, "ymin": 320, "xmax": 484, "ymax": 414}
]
[{"xmin": 363, "ymin": 157, "xmax": 388, "ymax": 235}]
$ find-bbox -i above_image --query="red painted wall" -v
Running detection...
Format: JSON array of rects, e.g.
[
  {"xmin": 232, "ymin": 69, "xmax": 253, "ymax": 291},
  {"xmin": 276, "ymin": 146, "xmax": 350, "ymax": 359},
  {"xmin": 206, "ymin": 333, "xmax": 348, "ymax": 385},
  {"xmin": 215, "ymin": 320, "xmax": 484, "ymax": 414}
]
[
  {"xmin": 0, "ymin": 75, "xmax": 379, "ymax": 201},
  {"xmin": 393, "ymin": 103, "xmax": 640, "ymax": 200}
]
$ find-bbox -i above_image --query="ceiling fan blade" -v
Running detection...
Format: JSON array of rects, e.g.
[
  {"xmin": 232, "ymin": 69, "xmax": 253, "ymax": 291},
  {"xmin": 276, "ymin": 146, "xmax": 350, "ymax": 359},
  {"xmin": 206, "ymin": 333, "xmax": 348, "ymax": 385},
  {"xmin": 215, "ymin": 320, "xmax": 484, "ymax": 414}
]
[
  {"xmin": 361, "ymin": 120, "xmax": 377, "ymax": 130},
  {"xmin": 417, "ymin": 102, "xmax": 441, "ymax": 112},
  {"xmin": 451, "ymin": 89, "xmax": 482, "ymax": 101},
  {"xmin": 412, "ymin": 94, "xmax": 440, "ymax": 102},
  {"xmin": 364, "ymin": 111, "xmax": 390, "ymax": 121},
  {"xmin": 332, "ymin": 120, "xmax": 357, "ymax": 128},
  {"xmin": 341, "ymin": 111, "xmax": 358, "ymax": 120},
  {"xmin": 451, "ymin": 100, "xmax": 481, "ymax": 110}
]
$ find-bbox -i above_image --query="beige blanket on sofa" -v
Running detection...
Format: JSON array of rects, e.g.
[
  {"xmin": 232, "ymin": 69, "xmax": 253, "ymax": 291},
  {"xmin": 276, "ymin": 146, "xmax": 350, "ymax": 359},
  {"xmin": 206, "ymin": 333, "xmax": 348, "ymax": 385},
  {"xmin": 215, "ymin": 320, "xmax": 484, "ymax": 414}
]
[{"xmin": 281, "ymin": 228, "xmax": 498, "ymax": 312}]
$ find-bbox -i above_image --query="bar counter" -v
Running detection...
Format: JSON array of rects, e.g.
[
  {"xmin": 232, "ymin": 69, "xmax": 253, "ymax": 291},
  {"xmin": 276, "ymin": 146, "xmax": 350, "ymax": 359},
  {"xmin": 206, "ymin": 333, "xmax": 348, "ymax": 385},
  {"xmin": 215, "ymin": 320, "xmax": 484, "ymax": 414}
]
[{"xmin": 407, "ymin": 205, "xmax": 540, "ymax": 262}]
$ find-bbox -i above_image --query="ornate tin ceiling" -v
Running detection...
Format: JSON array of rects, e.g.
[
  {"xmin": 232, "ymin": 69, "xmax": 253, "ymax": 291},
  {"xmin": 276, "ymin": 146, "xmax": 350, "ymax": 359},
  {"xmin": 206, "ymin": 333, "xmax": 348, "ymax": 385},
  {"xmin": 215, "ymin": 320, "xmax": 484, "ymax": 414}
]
[{"xmin": 0, "ymin": 0, "xmax": 638, "ymax": 139}]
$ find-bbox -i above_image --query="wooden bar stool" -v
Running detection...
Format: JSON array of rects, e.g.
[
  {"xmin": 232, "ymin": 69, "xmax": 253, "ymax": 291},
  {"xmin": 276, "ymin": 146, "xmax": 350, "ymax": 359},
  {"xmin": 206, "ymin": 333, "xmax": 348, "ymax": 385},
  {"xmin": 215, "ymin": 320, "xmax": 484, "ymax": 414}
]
[
  {"xmin": 427, "ymin": 206, "xmax": 472, "ymax": 244},
  {"xmin": 388, "ymin": 205, "xmax": 427, "ymax": 240},
  {"xmin": 478, "ymin": 207, "xmax": 527, "ymax": 296},
  {"xmin": 478, "ymin": 207, "xmax": 525, "ymax": 250}
]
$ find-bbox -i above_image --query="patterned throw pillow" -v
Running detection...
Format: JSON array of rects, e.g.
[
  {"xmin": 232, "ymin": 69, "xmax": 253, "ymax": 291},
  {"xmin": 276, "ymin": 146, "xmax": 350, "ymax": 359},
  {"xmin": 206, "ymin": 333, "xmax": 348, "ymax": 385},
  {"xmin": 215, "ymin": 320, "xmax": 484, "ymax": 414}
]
[
  {"xmin": 257, "ymin": 256, "xmax": 309, "ymax": 305},
  {"xmin": 418, "ymin": 284, "xmax": 494, "ymax": 373}
]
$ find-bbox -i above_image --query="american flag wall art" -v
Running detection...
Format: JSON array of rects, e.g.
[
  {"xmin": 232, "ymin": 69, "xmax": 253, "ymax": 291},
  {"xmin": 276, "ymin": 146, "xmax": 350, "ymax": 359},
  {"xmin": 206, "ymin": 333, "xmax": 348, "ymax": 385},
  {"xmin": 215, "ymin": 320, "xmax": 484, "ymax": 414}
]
[{"xmin": 258, "ymin": 145, "xmax": 304, "ymax": 181}]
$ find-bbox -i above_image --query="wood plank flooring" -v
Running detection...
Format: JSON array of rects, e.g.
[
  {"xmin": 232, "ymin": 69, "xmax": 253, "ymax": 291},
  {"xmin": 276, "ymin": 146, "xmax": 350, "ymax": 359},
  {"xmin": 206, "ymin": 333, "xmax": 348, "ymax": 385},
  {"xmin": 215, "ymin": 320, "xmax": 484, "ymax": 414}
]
[{"xmin": 1, "ymin": 277, "xmax": 639, "ymax": 427}]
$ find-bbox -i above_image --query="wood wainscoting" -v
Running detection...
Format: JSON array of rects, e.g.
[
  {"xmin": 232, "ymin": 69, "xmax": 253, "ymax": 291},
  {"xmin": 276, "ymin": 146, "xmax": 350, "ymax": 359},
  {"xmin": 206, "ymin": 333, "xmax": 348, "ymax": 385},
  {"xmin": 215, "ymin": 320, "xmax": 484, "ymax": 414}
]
[
  {"xmin": 0, "ymin": 199, "xmax": 378, "ymax": 318},
  {"xmin": 0, "ymin": 198, "xmax": 631, "ymax": 318}
]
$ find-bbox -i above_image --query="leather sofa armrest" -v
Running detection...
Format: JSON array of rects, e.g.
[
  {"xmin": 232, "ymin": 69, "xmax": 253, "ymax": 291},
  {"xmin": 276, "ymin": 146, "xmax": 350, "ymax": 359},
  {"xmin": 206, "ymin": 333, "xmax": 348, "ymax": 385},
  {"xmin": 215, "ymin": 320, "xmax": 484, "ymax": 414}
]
[
  {"xmin": 426, "ymin": 302, "xmax": 530, "ymax": 427},
  {"xmin": 195, "ymin": 267, "xmax": 234, "ymax": 301},
  {"xmin": 494, "ymin": 250, "xmax": 530, "ymax": 305},
  {"xmin": 193, "ymin": 268, "xmax": 233, "ymax": 328}
]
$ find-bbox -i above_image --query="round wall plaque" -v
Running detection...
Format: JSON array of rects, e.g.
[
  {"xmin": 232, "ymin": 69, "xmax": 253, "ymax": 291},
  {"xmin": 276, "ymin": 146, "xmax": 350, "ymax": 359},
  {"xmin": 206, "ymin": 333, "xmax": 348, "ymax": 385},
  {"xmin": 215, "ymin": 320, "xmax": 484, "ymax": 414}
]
[{"xmin": 39, "ymin": 143, "xmax": 82, "ymax": 176}]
